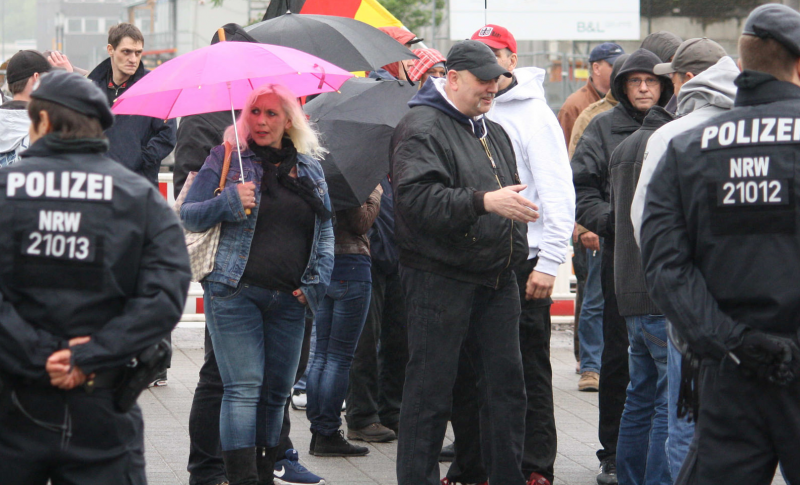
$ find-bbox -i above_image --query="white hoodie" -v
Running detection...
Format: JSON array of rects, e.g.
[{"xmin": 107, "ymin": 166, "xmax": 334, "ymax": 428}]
[
  {"xmin": 488, "ymin": 67, "xmax": 576, "ymax": 276},
  {"xmin": 631, "ymin": 56, "xmax": 739, "ymax": 245},
  {"xmin": 0, "ymin": 105, "xmax": 31, "ymax": 166}
]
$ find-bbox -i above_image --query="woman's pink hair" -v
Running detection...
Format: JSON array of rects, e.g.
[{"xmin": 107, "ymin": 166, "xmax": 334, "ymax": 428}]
[{"xmin": 223, "ymin": 83, "xmax": 325, "ymax": 158}]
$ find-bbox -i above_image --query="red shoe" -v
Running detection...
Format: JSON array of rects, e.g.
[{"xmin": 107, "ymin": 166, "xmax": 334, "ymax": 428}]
[
  {"xmin": 440, "ymin": 479, "xmax": 488, "ymax": 485},
  {"xmin": 527, "ymin": 472, "xmax": 551, "ymax": 485}
]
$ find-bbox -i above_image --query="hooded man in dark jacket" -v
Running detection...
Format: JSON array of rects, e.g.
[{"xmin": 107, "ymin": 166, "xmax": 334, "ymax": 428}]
[
  {"xmin": 391, "ymin": 40, "xmax": 536, "ymax": 485},
  {"xmin": 87, "ymin": 23, "xmax": 176, "ymax": 186},
  {"xmin": 571, "ymin": 48, "xmax": 673, "ymax": 485},
  {"xmin": 607, "ymin": 57, "xmax": 676, "ymax": 485}
]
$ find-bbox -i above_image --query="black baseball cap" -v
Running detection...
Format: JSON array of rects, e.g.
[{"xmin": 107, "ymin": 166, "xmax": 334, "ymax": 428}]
[
  {"xmin": 742, "ymin": 3, "xmax": 800, "ymax": 57},
  {"xmin": 446, "ymin": 40, "xmax": 511, "ymax": 81},
  {"xmin": 31, "ymin": 70, "xmax": 114, "ymax": 130},
  {"xmin": 6, "ymin": 50, "xmax": 51, "ymax": 85}
]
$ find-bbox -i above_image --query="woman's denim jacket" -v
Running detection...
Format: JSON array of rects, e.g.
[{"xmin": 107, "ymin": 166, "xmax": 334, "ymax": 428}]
[{"xmin": 180, "ymin": 144, "xmax": 334, "ymax": 314}]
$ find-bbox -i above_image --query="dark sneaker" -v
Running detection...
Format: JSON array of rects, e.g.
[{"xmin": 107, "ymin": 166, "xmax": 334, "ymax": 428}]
[
  {"xmin": 597, "ymin": 458, "xmax": 617, "ymax": 485},
  {"xmin": 308, "ymin": 432, "xmax": 316, "ymax": 456},
  {"xmin": 347, "ymin": 423, "xmax": 396, "ymax": 443},
  {"xmin": 274, "ymin": 449, "xmax": 325, "ymax": 485},
  {"xmin": 439, "ymin": 442, "xmax": 455, "ymax": 462},
  {"xmin": 313, "ymin": 430, "xmax": 369, "ymax": 457},
  {"xmin": 148, "ymin": 370, "xmax": 168, "ymax": 388}
]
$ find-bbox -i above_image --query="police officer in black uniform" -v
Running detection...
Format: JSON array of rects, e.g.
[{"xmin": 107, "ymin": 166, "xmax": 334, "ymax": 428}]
[
  {"xmin": 640, "ymin": 4, "xmax": 800, "ymax": 484},
  {"xmin": 0, "ymin": 70, "xmax": 191, "ymax": 484}
]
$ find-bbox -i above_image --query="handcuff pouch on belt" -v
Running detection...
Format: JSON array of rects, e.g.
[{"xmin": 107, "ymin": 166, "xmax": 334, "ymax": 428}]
[{"xmin": 111, "ymin": 338, "xmax": 172, "ymax": 412}]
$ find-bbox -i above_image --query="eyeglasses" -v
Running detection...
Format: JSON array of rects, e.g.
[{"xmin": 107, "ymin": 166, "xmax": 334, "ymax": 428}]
[{"xmin": 626, "ymin": 77, "xmax": 660, "ymax": 87}]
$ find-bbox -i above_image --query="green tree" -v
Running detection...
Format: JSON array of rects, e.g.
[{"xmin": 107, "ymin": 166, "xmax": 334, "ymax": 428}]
[{"xmin": 381, "ymin": 0, "xmax": 445, "ymax": 32}]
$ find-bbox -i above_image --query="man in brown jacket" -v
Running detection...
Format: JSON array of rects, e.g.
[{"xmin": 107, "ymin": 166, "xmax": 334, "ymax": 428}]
[{"xmin": 558, "ymin": 42, "xmax": 624, "ymax": 147}]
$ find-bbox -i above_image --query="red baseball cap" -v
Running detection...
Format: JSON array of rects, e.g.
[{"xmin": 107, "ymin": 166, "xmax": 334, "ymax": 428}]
[{"xmin": 471, "ymin": 24, "xmax": 517, "ymax": 54}]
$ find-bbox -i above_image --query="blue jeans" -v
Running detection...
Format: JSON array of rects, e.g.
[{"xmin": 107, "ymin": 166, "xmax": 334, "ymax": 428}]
[
  {"xmin": 306, "ymin": 279, "xmax": 371, "ymax": 435},
  {"xmin": 666, "ymin": 338, "xmax": 694, "ymax": 481},
  {"xmin": 579, "ymin": 244, "xmax": 604, "ymax": 373},
  {"xmin": 203, "ymin": 281, "xmax": 306, "ymax": 451},
  {"xmin": 293, "ymin": 322, "xmax": 316, "ymax": 392},
  {"xmin": 617, "ymin": 315, "xmax": 670, "ymax": 485}
]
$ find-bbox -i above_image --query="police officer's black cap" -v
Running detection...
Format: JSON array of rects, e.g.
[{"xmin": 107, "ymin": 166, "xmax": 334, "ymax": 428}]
[
  {"xmin": 446, "ymin": 40, "xmax": 511, "ymax": 81},
  {"xmin": 30, "ymin": 70, "xmax": 114, "ymax": 130},
  {"xmin": 742, "ymin": 3, "xmax": 800, "ymax": 57}
]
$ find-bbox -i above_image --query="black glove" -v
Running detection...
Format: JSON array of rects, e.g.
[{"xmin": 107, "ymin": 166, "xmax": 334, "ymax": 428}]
[{"xmin": 734, "ymin": 331, "xmax": 800, "ymax": 386}]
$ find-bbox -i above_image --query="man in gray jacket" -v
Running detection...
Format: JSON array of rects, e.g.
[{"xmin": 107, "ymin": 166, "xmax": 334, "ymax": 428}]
[{"xmin": 631, "ymin": 49, "xmax": 738, "ymax": 481}]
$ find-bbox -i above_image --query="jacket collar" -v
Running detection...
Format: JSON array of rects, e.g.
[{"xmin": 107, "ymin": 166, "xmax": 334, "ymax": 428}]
[
  {"xmin": 641, "ymin": 106, "xmax": 675, "ymax": 130},
  {"xmin": 733, "ymin": 70, "xmax": 800, "ymax": 107},
  {"xmin": 610, "ymin": 102, "xmax": 644, "ymax": 134},
  {"xmin": 87, "ymin": 58, "xmax": 148, "ymax": 86},
  {"xmin": 408, "ymin": 77, "xmax": 488, "ymax": 138}
]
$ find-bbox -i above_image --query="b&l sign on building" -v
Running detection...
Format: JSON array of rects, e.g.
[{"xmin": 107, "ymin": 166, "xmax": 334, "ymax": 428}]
[{"xmin": 450, "ymin": 0, "xmax": 641, "ymax": 41}]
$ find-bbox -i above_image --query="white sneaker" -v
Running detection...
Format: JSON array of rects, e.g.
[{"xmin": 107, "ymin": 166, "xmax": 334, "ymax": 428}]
[{"xmin": 291, "ymin": 390, "xmax": 307, "ymax": 410}]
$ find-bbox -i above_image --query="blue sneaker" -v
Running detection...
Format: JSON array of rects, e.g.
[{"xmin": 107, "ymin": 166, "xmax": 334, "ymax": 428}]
[{"xmin": 274, "ymin": 449, "xmax": 325, "ymax": 485}]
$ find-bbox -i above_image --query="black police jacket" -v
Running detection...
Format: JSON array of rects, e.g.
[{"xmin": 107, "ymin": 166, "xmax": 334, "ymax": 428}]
[
  {"xmin": 0, "ymin": 135, "xmax": 191, "ymax": 381},
  {"xmin": 391, "ymin": 81, "xmax": 528, "ymax": 288},
  {"xmin": 640, "ymin": 71, "xmax": 800, "ymax": 360}
]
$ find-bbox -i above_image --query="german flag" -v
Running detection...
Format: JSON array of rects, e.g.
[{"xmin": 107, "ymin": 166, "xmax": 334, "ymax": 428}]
[{"xmin": 263, "ymin": 0, "xmax": 402, "ymax": 29}]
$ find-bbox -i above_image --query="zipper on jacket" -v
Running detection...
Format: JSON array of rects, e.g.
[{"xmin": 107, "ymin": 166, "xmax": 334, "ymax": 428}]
[{"xmin": 480, "ymin": 137, "xmax": 514, "ymax": 289}]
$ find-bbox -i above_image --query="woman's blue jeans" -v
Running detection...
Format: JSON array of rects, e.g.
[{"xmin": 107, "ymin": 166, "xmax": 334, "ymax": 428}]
[
  {"xmin": 203, "ymin": 281, "xmax": 306, "ymax": 451},
  {"xmin": 616, "ymin": 314, "xmax": 670, "ymax": 485},
  {"xmin": 306, "ymin": 279, "xmax": 371, "ymax": 436}
]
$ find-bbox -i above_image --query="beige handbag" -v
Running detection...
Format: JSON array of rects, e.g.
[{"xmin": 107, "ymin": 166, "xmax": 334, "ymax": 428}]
[{"xmin": 173, "ymin": 141, "xmax": 233, "ymax": 282}]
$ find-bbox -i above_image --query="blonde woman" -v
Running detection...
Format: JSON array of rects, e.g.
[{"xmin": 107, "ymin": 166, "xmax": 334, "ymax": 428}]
[{"xmin": 181, "ymin": 83, "xmax": 334, "ymax": 485}]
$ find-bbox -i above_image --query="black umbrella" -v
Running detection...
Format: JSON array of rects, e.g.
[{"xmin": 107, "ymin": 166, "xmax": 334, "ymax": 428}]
[
  {"xmin": 245, "ymin": 13, "xmax": 417, "ymax": 72},
  {"xmin": 305, "ymin": 77, "xmax": 417, "ymax": 211}
]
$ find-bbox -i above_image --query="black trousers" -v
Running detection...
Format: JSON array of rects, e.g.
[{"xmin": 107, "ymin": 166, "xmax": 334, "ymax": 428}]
[
  {"xmin": 597, "ymin": 242, "xmax": 629, "ymax": 463},
  {"xmin": 396, "ymin": 265, "xmax": 527, "ymax": 485},
  {"xmin": 0, "ymin": 384, "xmax": 146, "ymax": 485},
  {"xmin": 447, "ymin": 258, "xmax": 557, "ymax": 484},
  {"xmin": 677, "ymin": 359, "xmax": 800, "ymax": 485},
  {"xmin": 345, "ymin": 264, "xmax": 408, "ymax": 430},
  {"xmin": 188, "ymin": 313, "xmax": 313, "ymax": 485}
]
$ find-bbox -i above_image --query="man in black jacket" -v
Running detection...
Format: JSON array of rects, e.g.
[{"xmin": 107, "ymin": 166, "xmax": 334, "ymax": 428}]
[
  {"xmin": 607, "ymin": 65, "xmax": 674, "ymax": 485},
  {"xmin": 87, "ymin": 23, "xmax": 176, "ymax": 186},
  {"xmin": 641, "ymin": 5, "xmax": 800, "ymax": 483},
  {"xmin": 571, "ymin": 48, "xmax": 673, "ymax": 485},
  {"xmin": 0, "ymin": 70, "xmax": 190, "ymax": 484},
  {"xmin": 391, "ymin": 40, "xmax": 537, "ymax": 485}
]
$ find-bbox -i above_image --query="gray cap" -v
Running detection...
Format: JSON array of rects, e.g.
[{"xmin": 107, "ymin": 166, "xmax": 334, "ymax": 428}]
[
  {"xmin": 742, "ymin": 3, "xmax": 800, "ymax": 57},
  {"xmin": 653, "ymin": 38, "xmax": 727, "ymax": 75}
]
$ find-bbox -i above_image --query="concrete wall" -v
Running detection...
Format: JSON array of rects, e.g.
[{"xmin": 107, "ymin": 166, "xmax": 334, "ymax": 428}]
[{"xmin": 175, "ymin": 0, "xmax": 250, "ymax": 54}]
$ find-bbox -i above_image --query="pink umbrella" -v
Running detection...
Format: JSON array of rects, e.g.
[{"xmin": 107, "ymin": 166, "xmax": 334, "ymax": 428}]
[{"xmin": 112, "ymin": 40, "xmax": 352, "ymax": 183}]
